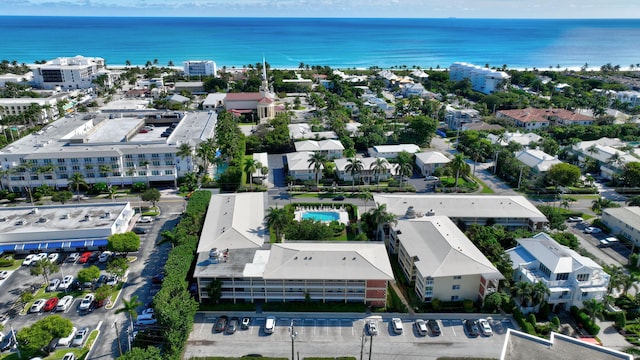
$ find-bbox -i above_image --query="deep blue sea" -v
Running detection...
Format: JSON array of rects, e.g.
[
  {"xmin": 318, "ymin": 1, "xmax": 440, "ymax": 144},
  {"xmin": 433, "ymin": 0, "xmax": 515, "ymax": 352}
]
[{"xmin": 1, "ymin": 16, "xmax": 640, "ymax": 69}]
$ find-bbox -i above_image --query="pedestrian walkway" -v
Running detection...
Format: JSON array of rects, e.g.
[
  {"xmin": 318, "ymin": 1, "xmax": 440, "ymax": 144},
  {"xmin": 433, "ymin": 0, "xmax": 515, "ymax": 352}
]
[
  {"xmin": 389, "ymin": 281, "xmax": 415, "ymax": 315},
  {"xmin": 597, "ymin": 319, "xmax": 630, "ymax": 350}
]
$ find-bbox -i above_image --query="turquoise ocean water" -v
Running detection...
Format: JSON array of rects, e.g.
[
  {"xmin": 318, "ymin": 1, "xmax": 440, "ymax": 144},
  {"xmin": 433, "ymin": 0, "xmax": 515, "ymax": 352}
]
[{"xmin": 1, "ymin": 16, "xmax": 639, "ymax": 69}]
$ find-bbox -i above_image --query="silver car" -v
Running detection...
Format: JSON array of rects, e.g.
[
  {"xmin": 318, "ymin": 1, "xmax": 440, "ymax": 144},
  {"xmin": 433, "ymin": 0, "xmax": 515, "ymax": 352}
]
[{"xmin": 71, "ymin": 327, "xmax": 88, "ymax": 347}]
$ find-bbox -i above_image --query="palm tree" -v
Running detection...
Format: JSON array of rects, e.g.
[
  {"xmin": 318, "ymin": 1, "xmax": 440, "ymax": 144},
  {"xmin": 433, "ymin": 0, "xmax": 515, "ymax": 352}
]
[
  {"xmin": 591, "ymin": 197, "xmax": 614, "ymax": 214},
  {"xmin": 265, "ymin": 207, "xmax": 292, "ymax": 243},
  {"xmin": 449, "ymin": 153, "xmax": 467, "ymax": 190},
  {"xmin": 606, "ymin": 265, "xmax": 625, "ymax": 296},
  {"xmin": 368, "ymin": 203, "xmax": 397, "ymax": 241},
  {"xmin": 531, "ymin": 282, "xmax": 550, "ymax": 307},
  {"xmin": 307, "ymin": 152, "xmax": 326, "ymax": 189},
  {"xmin": 108, "ymin": 185, "xmax": 118, "ymax": 202},
  {"xmin": 511, "ymin": 282, "xmax": 534, "ymax": 307},
  {"xmin": 370, "ymin": 158, "xmax": 389, "ymax": 190},
  {"xmin": 345, "ymin": 157, "xmax": 364, "ymax": 189},
  {"xmin": 360, "ymin": 190, "xmax": 373, "ymax": 212},
  {"xmin": 396, "ymin": 162, "xmax": 413, "ymax": 188},
  {"xmin": 68, "ymin": 172, "xmax": 87, "ymax": 202},
  {"xmin": 177, "ymin": 143, "xmax": 193, "ymax": 167},
  {"xmin": 582, "ymin": 298, "xmax": 604, "ymax": 323},
  {"xmin": 607, "ymin": 152, "xmax": 625, "ymax": 171},
  {"xmin": 620, "ymin": 273, "xmax": 639, "ymax": 296},
  {"xmin": 586, "ymin": 144, "xmax": 599, "ymax": 158},
  {"xmin": 243, "ymin": 158, "xmax": 258, "ymax": 191},
  {"xmin": 196, "ymin": 138, "xmax": 216, "ymax": 175},
  {"xmin": 115, "ymin": 295, "xmax": 143, "ymax": 333}
]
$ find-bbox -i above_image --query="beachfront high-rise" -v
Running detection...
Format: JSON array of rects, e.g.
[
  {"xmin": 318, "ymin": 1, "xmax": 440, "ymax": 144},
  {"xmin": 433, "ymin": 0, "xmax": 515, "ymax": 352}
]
[
  {"xmin": 30, "ymin": 55, "xmax": 113, "ymax": 90},
  {"xmin": 183, "ymin": 60, "xmax": 217, "ymax": 77},
  {"xmin": 449, "ymin": 62, "xmax": 510, "ymax": 94}
]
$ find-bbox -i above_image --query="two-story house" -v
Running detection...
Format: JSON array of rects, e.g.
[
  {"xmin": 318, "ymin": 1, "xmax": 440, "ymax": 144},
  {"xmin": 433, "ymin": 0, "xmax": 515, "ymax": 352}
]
[{"xmin": 294, "ymin": 140, "xmax": 344, "ymax": 160}]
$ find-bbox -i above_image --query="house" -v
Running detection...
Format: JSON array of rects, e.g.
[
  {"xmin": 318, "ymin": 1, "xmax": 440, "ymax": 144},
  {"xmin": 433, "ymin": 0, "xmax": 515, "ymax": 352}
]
[
  {"xmin": 496, "ymin": 109, "xmax": 550, "ymax": 130},
  {"xmin": 449, "ymin": 62, "xmax": 510, "ymax": 94},
  {"xmin": 572, "ymin": 138, "xmax": 636, "ymax": 179},
  {"xmin": 193, "ymin": 193, "xmax": 394, "ymax": 307},
  {"xmin": 601, "ymin": 207, "xmax": 640, "ymax": 247},
  {"xmin": 488, "ymin": 131, "xmax": 543, "ymax": 148},
  {"xmin": 401, "ymin": 83, "xmax": 427, "ymax": 97},
  {"xmin": 167, "ymin": 94, "xmax": 190, "ymax": 106},
  {"xmin": 202, "ymin": 93, "xmax": 226, "ymax": 110},
  {"xmin": 374, "ymin": 194, "xmax": 548, "ymax": 231},
  {"xmin": 515, "ymin": 149, "xmax": 563, "ymax": 173},
  {"xmin": 334, "ymin": 157, "xmax": 393, "ymax": 183},
  {"xmin": 391, "ymin": 216, "xmax": 503, "ymax": 303},
  {"xmin": 285, "ymin": 152, "xmax": 318, "ymax": 181},
  {"xmin": 415, "ymin": 151, "xmax": 451, "ymax": 176},
  {"xmin": 444, "ymin": 105, "xmax": 481, "ymax": 130},
  {"xmin": 171, "ymin": 81, "xmax": 205, "ymax": 95},
  {"xmin": 368, "ymin": 144, "xmax": 420, "ymax": 159},
  {"xmin": 500, "ymin": 329, "xmax": 633, "ymax": 360},
  {"xmin": 288, "ymin": 124, "xmax": 338, "ymax": 140},
  {"xmin": 462, "ymin": 122, "xmax": 504, "ymax": 131},
  {"xmin": 378, "ymin": 70, "xmax": 399, "ymax": 87},
  {"xmin": 294, "ymin": 140, "xmax": 344, "ymax": 160},
  {"xmin": 615, "ymin": 91, "xmax": 640, "ymax": 107},
  {"xmin": 506, "ymin": 233, "xmax": 609, "ymax": 312},
  {"xmin": 251, "ymin": 152, "xmax": 269, "ymax": 185}
]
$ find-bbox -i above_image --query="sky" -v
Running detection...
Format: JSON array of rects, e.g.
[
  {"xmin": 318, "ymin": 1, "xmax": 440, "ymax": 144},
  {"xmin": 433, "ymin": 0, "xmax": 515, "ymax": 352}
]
[{"xmin": 2, "ymin": 0, "xmax": 639, "ymax": 18}]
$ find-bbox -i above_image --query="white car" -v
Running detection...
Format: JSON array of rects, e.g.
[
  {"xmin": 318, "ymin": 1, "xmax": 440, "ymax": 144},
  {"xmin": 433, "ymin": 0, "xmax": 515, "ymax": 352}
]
[
  {"xmin": 141, "ymin": 308, "xmax": 154, "ymax": 315},
  {"xmin": 367, "ymin": 320, "xmax": 378, "ymax": 336},
  {"xmin": 30, "ymin": 299, "xmax": 46, "ymax": 313},
  {"xmin": 62, "ymin": 353, "xmax": 76, "ymax": 360},
  {"xmin": 106, "ymin": 276, "xmax": 118, "ymax": 286},
  {"xmin": 98, "ymin": 251, "xmax": 112, "ymax": 263},
  {"xmin": 33, "ymin": 253, "xmax": 48, "ymax": 264},
  {"xmin": 392, "ymin": 318, "xmax": 403, "ymax": 334},
  {"xmin": 414, "ymin": 319, "xmax": 428, "ymax": 336},
  {"xmin": 58, "ymin": 327, "xmax": 77, "ymax": 346},
  {"xmin": 48, "ymin": 253, "xmax": 60, "ymax": 263},
  {"xmin": 47, "ymin": 278, "xmax": 61, "ymax": 292},
  {"xmin": 137, "ymin": 216, "xmax": 153, "ymax": 223},
  {"xmin": 56, "ymin": 295, "xmax": 74, "ymax": 312},
  {"xmin": 78, "ymin": 294, "xmax": 94, "ymax": 311},
  {"xmin": 59, "ymin": 275, "xmax": 74, "ymax": 290},
  {"xmin": 478, "ymin": 318, "xmax": 493, "ymax": 336},
  {"xmin": 22, "ymin": 254, "xmax": 36, "ymax": 266},
  {"xmin": 0, "ymin": 271, "xmax": 9, "ymax": 280},
  {"xmin": 568, "ymin": 216, "xmax": 584, "ymax": 223},
  {"xmin": 584, "ymin": 226, "xmax": 602, "ymax": 234}
]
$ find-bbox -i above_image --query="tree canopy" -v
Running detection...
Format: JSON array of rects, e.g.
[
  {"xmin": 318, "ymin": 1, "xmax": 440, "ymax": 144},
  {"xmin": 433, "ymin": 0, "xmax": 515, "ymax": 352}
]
[
  {"xmin": 17, "ymin": 315, "xmax": 73, "ymax": 358},
  {"xmin": 108, "ymin": 232, "xmax": 141, "ymax": 255}
]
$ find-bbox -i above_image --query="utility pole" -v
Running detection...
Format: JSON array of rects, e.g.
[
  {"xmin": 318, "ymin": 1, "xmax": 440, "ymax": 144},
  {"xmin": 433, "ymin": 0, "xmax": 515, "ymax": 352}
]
[
  {"xmin": 368, "ymin": 333, "xmax": 373, "ymax": 360},
  {"xmin": 289, "ymin": 320, "xmax": 298, "ymax": 360},
  {"xmin": 360, "ymin": 327, "xmax": 366, "ymax": 360},
  {"xmin": 517, "ymin": 166, "xmax": 524, "ymax": 190}
]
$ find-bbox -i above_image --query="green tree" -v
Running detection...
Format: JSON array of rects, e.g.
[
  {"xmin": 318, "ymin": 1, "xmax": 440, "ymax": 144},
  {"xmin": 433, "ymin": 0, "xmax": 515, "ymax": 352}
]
[
  {"xmin": 17, "ymin": 315, "xmax": 72, "ymax": 358},
  {"xmin": 449, "ymin": 153, "xmax": 468, "ymax": 189},
  {"xmin": 582, "ymin": 298, "xmax": 604, "ymax": 322},
  {"xmin": 108, "ymin": 232, "xmax": 141, "ymax": 256},
  {"xmin": 511, "ymin": 281, "xmax": 534, "ymax": 307},
  {"xmin": 400, "ymin": 115, "xmax": 437, "ymax": 146},
  {"xmin": 345, "ymin": 157, "xmax": 364, "ymax": 189},
  {"xmin": 627, "ymin": 195, "xmax": 640, "ymax": 207},
  {"xmin": 30, "ymin": 259, "xmax": 59, "ymax": 285},
  {"xmin": 265, "ymin": 206, "xmax": 293, "ymax": 243},
  {"xmin": 307, "ymin": 151, "xmax": 326, "ymax": 188},
  {"xmin": 106, "ymin": 257, "xmax": 129, "ymax": 279},
  {"xmin": 243, "ymin": 157, "xmax": 258, "ymax": 190},
  {"xmin": 547, "ymin": 163, "xmax": 581, "ymax": 189},
  {"xmin": 368, "ymin": 203, "xmax": 397, "ymax": 241},
  {"xmin": 396, "ymin": 162, "xmax": 413, "ymax": 188},
  {"xmin": 77, "ymin": 265, "xmax": 101, "ymax": 284},
  {"xmin": 206, "ymin": 279, "xmax": 223, "ymax": 304},
  {"xmin": 117, "ymin": 346, "xmax": 163, "ymax": 360},
  {"xmin": 68, "ymin": 172, "xmax": 88, "ymax": 202},
  {"xmin": 370, "ymin": 157, "xmax": 389, "ymax": 189},
  {"xmin": 51, "ymin": 190, "xmax": 73, "ymax": 204},
  {"xmin": 623, "ymin": 162, "xmax": 640, "ymax": 187},
  {"xmin": 140, "ymin": 188, "xmax": 161, "ymax": 208}
]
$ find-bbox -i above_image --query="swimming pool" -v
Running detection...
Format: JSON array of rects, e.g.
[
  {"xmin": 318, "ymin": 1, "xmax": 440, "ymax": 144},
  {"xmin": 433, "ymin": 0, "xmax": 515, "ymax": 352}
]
[{"xmin": 301, "ymin": 211, "xmax": 341, "ymax": 222}]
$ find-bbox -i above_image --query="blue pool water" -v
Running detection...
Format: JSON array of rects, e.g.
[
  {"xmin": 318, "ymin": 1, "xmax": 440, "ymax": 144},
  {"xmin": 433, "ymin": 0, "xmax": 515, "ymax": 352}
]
[{"xmin": 302, "ymin": 211, "xmax": 340, "ymax": 222}]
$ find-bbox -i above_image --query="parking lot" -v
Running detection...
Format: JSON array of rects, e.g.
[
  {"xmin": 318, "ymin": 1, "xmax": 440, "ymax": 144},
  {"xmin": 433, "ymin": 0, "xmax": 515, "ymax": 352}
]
[
  {"xmin": 569, "ymin": 221, "xmax": 630, "ymax": 265},
  {"xmin": 186, "ymin": 313, "xmax": 515, "ymax": 359}
]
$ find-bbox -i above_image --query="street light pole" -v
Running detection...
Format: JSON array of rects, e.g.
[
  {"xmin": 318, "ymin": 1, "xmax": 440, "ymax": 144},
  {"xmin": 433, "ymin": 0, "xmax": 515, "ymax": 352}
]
[
  {"xmin": 289, "ymin": 320, "xmax": 298, "ymax": 360},
  {"xmin": 517, "ymin": 166, "xmax": 524, "ymax": 190}
]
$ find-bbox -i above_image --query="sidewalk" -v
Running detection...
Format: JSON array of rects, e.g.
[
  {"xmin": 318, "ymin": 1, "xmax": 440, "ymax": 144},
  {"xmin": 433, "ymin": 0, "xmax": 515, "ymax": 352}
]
[
  {"xmin": 389, "ymin": 281, "xmax": 415, "ymax": 315},
  {"xmin": 596, "ymin": 319, "xmax": 630, "ymax": 350}
]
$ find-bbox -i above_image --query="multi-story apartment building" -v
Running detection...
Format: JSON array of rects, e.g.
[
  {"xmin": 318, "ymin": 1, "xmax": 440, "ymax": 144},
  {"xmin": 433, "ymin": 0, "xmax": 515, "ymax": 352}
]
[
  {"xmin": 0, "ymin": 111, "xmax": 215, "ymax": 191},
  {"xmin": 449, "ymin": 62, "xmax": 510, "ymax": 94},
  {"xmin": 601, "ymin": 207, "xmax": 640, "ymax": 247},
  {"xmin": 193, "ymin": 193, "xmax": 394, "ymax": 307},
  {"xmin": 506, "ymin": 233, "xmax": 610, "ymax": 312},
  {"xmin": 294, "ymin": 140, "xmax": 344, "ymax": 160},
  {"xmin": 31, "ymin": 56, "xmax": 113, "ymax": 90},
  {"xmin": 496, "ymin": 108, "xmax": 594, "ymax": 130},
  {"xmin": 390, "ymin": 216, "xmax": 503, "ymax": 303},
  {"xmin": 367, "ymin": 144, "xmax": 420, "ymax": 159},
  {"xmin": 444, "ymin": 105, "xmax": 481, "ymax": 130},
  {"xmin": 334, "ymin": 157, "xmax": 393, "ymax": 183},
  {"xmin": 0, "ymin": 97, "xmax": 60, "ymax": 124},
  {"xmin": 183, "ymin": 60, "xmax": 217, "ymax": 77},
  {"xmin": 415, "ymin": 151, "xmax": 451, "ymax": 177}
]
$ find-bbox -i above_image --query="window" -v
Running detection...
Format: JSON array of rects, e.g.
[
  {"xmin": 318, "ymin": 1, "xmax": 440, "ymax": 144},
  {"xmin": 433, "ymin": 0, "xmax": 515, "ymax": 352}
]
[
  {"xmin": 137, "ymin": 154, "xmax": 145, "ymax": 159},
  {"xmin": 164, "ymin": 153, "xmax": 173, "ymax": 158},
  {"xmin": 84, "ymin": 158, "xmax": 92, "ymax": 163},
  {"xmin": 152, "ymin": 161, "xmax": 160, "ymax": 166},
  {"xmin": 151, "ymin": 170, "xmax": 160, "ymax": 176},
  {"xmin": 125, "ymin": 154, "xmax": 133, "ymax": 159},
  {"xmin": 165, "ymin": 160, "xmax": 174, "ymax": 166},
  {"xmin": 556, "ymin": 273, "xmax": 569, "ymax": 281},
  {"xmin": 125, "ymin": 162, "xmax": 134, "ymax": 168},
  {"xmin": 151, "ymin": 153, "xmax": 159, "ymax": 158},
  {"xmin": 452, "ymin": 285, "xmax": 460, "ymax": 290},
  {"xmin": 30, "ymin": 175, "xmax": 38, "ymax": 180},
  {"xmin": 70, "ymin": 158, "xmax": 79, "ymax": 163},
  {"xmin": 57, "ymin": 158, "xmax": 65, "ymax": 164},
  {"xmin": 58, "ymin": 166, "xmax": 66, "ymax": 171},
  {"xmin": 43, "ymin": 159, "xmax": 52, "ymax": 164},
  {"xmin": 110, "ymin": 157, "xmax": 118, "ymax": 162},
  {"xmin": 577, "ymin": 274, "xmax": 589, "ymax": 282},
  {"xmin": 72, "ymin": 166, "xmax": 80, "ymax": 171},
  {"xmin": 165, "ymin": 170, "xmax": 174, "ymax": 175},
  {"xmin": 97, "ymin": 157, "xmax": 105, "ymax": 163},
  {"xmin": 453, "ymin": 276, "xmax": 462, "ymax": 280},
  {"xmin": 451, "ymin": 296, "xmax": 459, "ymax": 301}
]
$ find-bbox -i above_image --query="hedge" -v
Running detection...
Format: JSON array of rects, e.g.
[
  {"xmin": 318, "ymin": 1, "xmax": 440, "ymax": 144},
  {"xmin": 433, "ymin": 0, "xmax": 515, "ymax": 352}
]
[{"xmin": 577, "ymin": 311, "xmax": 601, "ymax": 335}]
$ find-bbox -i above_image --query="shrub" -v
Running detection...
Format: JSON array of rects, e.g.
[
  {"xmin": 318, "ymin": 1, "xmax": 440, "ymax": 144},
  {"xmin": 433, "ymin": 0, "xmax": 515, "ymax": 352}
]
[
  {"xmin": 538, "ymin": 302, "xmax": 550, "ymax": 320},
  {"xmin": 615, "ymin": 312, "xmax": 627, "ymax": 329},
  {"xmin": 431, "ymin": 298, "xmax": 442, "ymax": 312},
  {"xmin": 551, "ymin": 316, "xmax": 561, "ymax": 330},
  {"xmin": 527, "ymin": 313, "xmax": 537, "ymax": 326},
  {"xmin": 0, "ymin": 256, "xmax": 15, "ymax": 268},
  {"xmin": 522, "ymin": 321, "xmax": 536, "ymax": 335},
  {"xmin": 463, "ymin": 299, "xmax": 474, "ymax": 312}
]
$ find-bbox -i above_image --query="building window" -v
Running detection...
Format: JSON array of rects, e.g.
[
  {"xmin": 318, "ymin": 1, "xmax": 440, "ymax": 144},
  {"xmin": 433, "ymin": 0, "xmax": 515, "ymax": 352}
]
[
  {"xmin": 97, "ymin": 157, "xmax": 105, "ymax": 163},
  {"xmin": 110, "ymin": 157, "xmax": 118, "ymax": 162},
  {"xmin": 151, "ymin": 170, "xmax": 160, "ymax": 176},
  {"xmin": 151, "ymin": 153, "xmax": 159, "ymax": 158},
  {"xmin": 125, "ymin": 154, "xmax": 133, "ymax": 159},
  {"xmin": 165, "ymin": 170, "xmax": 174, "ymax": 175},
  {"xmin": 57, "ymin": 158, "xmax": 65, "ymax": 164},
  {"xmin": 165, "ymin": 161, "xmax": 174, "ymax": 166},
  {"xmin": 452, "ymin": 285, "xmax": 460, "ymax": 290},
  {"xmin": 137, "ymin": 154, "xmax": 145, "ymax": 159},
  {"xmin": 72, "ymin": 166, "xmax": 80, "ymax": 171},
  {"xmin": 556, "ymin": 273, "xmax": 569, "ymax": 281},
  {"xmin": 152, "ymin": 161, "xmax": 160, "ymax": 166},
  {"xmin": 43, "ymin": 159, "xmax": 52, "ymax": 164},
  {"xmin": 451, "ymin": 296, "xmax": 459, "ymax": 301},
  {"xmin": 125, "ymin": 162, "xmax": 134, "ymax": 168},
  {"xmin": 453, "ymin": 276, "xmax": 462, "ymax": 280},
  {"xmin": 58, "ymin": 166, "xmax": 66, "ymax": 171},
  {"xmin": 70, "ymin": 158, "xmax": 79, "ymax": 163},
  {"xmin": 84, "ymin": 158, "xmax": 92, "ymax": 163},
  {"xmin": 576, "ymin": 274, "xmax": 589, "ymax": 282}
]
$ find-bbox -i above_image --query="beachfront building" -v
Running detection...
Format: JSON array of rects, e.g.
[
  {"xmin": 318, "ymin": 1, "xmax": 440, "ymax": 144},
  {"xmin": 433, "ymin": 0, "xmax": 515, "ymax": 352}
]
[
  {"xmin": 193, "ymin": 193, "xmax": 394, "ymax": 307},
  {"xmin": 515, "ymin": 149, "xmax": 563, "ymax": 173},
  {"xmin": 572, "ymin": 138, "xmax": 636, "ymax": 179},
  {"xmin": 368, "ymin": 144, "xmax": 420, "ymax": 159},
  {"xmin": 0, "ymin": 202, "xmax": 135, "ymax": 254},
  {"xmin": 391, "ymin": 216, "xmax": 503, "ymax": 303},
  {"xmin": 488, "ymin": 131, "xmax": 543, "ymax": 148},
  {"xmin": 294, "ymin": 140, "xmax": 344, "ymax": 160},
  {"xmin": 449, "ymin": 62, "xmax": 510, "ymax": 94},
  {"xmin": 374, "ymin": 194, "xmax": 547, "ymax": 231},
  {"xmin": 415, "ymin": 151, "xmax": 451, "ymax": 177},
  {"xmin": 223, "ymin": 61, "xmax": 276, "ymax": 123},
  {"xmin": 601, "ymin": 207, "xmax": 640, "ymax": 247},
  {"xmin": 444, "ymin": 105, "xmax": 481, "ymax": 130},
  {"xmin": 506, "ymin": 233, "xmax": 609, "ymax": 312},
  {"xmin": 334, "ymin": 157, "xmax": 393, "ymax": 183},
  {"xmin": 0, "ymin": 110, "xmax": 216, "ymax": 191},
  {"xmin": 183, "ymin": 60, "xmax": 217, "ymax": 77},
  {"xmin": 30, "ymin": 56, "xmax": 113, "ymax": 90},
  {"xmin": 285, "ymin": 152, "xmax": 317, "ymax": 181}
]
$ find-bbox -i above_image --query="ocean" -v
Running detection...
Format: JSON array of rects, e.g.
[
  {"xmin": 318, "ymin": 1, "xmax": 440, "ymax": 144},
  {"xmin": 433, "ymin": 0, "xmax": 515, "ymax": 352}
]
[{"xmin": 1, "ymin": 16, "xmax": 640, "ymax": 70}]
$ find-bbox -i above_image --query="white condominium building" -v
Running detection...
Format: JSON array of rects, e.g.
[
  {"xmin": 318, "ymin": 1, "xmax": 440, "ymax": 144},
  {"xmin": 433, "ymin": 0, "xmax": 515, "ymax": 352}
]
[
  {"xmin": 30, "ymin": 56, "xmax": 112, "ymax": 90},
  {"xmin": 449, "ymin": 62, "xmax": 510, "ymax": 94},
  {"xmin": 183, "ymin": 60, "xmax": 217, "ymax": 77}
]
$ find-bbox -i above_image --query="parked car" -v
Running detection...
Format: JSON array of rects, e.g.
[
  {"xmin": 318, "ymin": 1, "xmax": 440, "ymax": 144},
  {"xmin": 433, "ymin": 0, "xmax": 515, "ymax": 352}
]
[
  {"xmin": 332, "ymin": 195, "xmax": 345, "ymax": 201},
  {"xmin": 599, "ymin": 239, "xmax": 610, "ymax": 247},
  {"xmin": 241, "ymin": 317, "xmax": 251, "ymax": 330},
  {"xmin": 425, "ymin": 175, "xmax": 439, "ymax": 181},
  {"xmin": 79, "ymin": 294, "xmax": 95, "ymax": 311},
  {"xmin": 135, "ymin": 313, "xmax": 157, "ymax": 326},
  {"xmin": 427, "ymin": 319, "xmax": 441, "ymax": 336},
  {"xmin": 367, "ymin": 320, "xmax": 378, "ymax": 336},
  {"xmin": 58, "ymin": 327, "xmax": 77, "ymax": 346},
  {"xmin": 98, "ymin": 251, "xmax": 112, "ymax": 263},
  {"xmin": 141, "ymin": 308, "xmax": 154, "ymax": 315},
  {"xmin": 214, "ymin": 315, "xmax": 229, "ymax": 333},
  {"xmin": 0, "ymin": 330, "xmax": 16, "ymax": 351},
  {"xmin": 88, "ymin": 251, "xmax": 101, "ymax": 263},
  {"xmin": 106, "ymin": 276, "xmax": 118, "ymax": 286},
  {"xmin": 137, "ymin": 216, "xmax": 153, "ymax": 223},
  {"xmin": 71, "ymin": 327, "xmax": 89, "ymax": 347},
  {"xmin": 227, "ymin": 317, "xmax": 239, "ymax": 334},
  {"xmin": 568, "ymin": 216, "xmax": 584, "ymax": 222},
  {"xmin": 62, "ymin": 353, "xmax": 76, "ymax": 360},
  {"xmin": 391, "ymin": 318, "xmax": 403, "ymax": 334},
  {"xmin": 56, "ymin": 295, "xmax": 74, "ymax": 312},
  {"xmin": 48, "ymin": 253, "xmax": 60, "ymax": 263},
  {"xmin": 43, "ymin": 297, "xmax": 59, "ymax": 312},
  {"xmin": 478, "ymin": 318, "xmax": 493, "ymax": 336},
  {"xmin": 30, "ymin": 299, "xmax": 46, "ymax": 313},
  {"xmin": 59, "ymin": 275, "xmax": 74, "ymax": 290},
  {"xmin": 33, "ymin": 253, "xmax": 48, "ymax": 264},
  {"xmin": 95, "ymin": 275, "xmax": 107, "ymax": 288},
  {"xmin": 584, "ymin": 226, "xmax": 602, "ymax": 234},
  {"xmin": 22, "ymin": 254, "xmax": 36, "ymax": 266},
  {"xmin": 264, "ymin": 316, "xmax": 276, "ymax": 334},
  {"xmin": 464, "ymin": 319, "xmax": 480, "ymax": 337},
  {"xmin": 132, "ymin": 227, "xmax": 148, "ymax": 234},
  {"xmin": 65, "ymin": 253, "xmax": 80, "ymax": 263},
  {"xmin": 605, "ymin": 236, "xmax": 619, "ymax": 245},
  {"xmin": 78, "ymin": 251, "xmax": 92, "ymax": 264},
  {"xmin": 47, "ymin": 278, "xmax": 61, "ymax": 292},
  {"xmin": 414, "ymin": 319, "xmax": 428, "ymax": 336},
  {"xmin": 0, "ymin": 271, "xmax": 9, "ymax": 280}
]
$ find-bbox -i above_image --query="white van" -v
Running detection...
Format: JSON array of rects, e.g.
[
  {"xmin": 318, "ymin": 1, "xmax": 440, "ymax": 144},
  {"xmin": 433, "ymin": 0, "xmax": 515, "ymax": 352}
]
[
  {"xmin": 135, "ymin": 314, "xmax": 157, "ymax": 326},
  {"xmin": 265, "ymin": 316, "xmax": 276, "ymax": 334},
  {"xmin": 56, "ymin": 295, "xmax": 74, "ymax": 312}
]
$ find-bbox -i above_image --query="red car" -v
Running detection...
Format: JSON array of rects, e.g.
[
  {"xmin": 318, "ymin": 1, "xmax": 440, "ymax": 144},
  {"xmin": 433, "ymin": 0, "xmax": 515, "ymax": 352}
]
[
  {"xmin": 78, "ymin": 252, "xmax": 92, "ymax": 264},
  {"xmin": 43, "ymin": 297, "xmax": 59, "ymax": 312}
]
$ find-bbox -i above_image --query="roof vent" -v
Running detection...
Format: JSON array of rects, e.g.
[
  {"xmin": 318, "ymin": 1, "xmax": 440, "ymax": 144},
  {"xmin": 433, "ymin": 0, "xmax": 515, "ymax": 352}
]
[
  {"xmin": 61, "ymin": 213, "xmax": 70, "ymax": 219},
  {"xmin": 352, "ymin": 257, "xmax": 356, "ymax": 260},
  {"xmin": 343, "ymin": 257, "xmax": 346, "ymax": 260},
  {"xmin": 209, "ymin": 248, "xmax": 220, "ymax": 259},
  {"xmin": 0, "ymin": 217, "xmax": 6, "ymax": 222},
  {"xmin": 15, "ymin": 218, "xmax": 27, "ymax": 226},
  {"xmin": 405, "ymin": 206, "xmax": 416, "ymax": 219},
  {"xmin": 38, "ymin": 217, "xmax": 48, "ymax": 223},
  {"xmin": 30, "ymin": 208, "xmax": 38, "ymax": 215},
  {"xmin": 304, "ymin": 257, "xmax": 308, "ymax": 260},
  {"xmin": 84, "ymin": 215, "xmax": 92, "ymax": 221},
  {"xmin": 426, "ymin": 209, "xmax": 435, "ymax": 216}
]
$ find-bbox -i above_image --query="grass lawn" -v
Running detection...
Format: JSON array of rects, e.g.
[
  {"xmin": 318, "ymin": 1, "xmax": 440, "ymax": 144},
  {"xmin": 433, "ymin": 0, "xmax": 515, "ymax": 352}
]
[
  {"xmin": 0, "ymin": 259, "xmax": 23, "ymax": 270},
  {"xmin": 471, "ymin": 176, "xmax": 494, "ymax": 194}
]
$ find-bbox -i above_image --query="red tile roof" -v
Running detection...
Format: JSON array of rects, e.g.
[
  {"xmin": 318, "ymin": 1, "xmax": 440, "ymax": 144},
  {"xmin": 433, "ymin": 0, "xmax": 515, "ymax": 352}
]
[
  {"xmin": 225, "ymin": 92, "xmax": 263, "ymax": 101},
  {"xmin": 497, "ymin": 108, "xmax": 594, "ymax": 123},
  {"xmin": 258, "ymin": 97, "xmax": 273, "ymax": 104}
]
